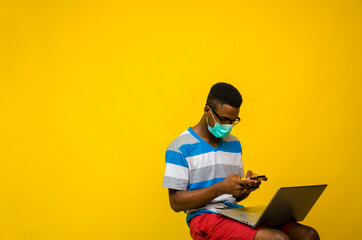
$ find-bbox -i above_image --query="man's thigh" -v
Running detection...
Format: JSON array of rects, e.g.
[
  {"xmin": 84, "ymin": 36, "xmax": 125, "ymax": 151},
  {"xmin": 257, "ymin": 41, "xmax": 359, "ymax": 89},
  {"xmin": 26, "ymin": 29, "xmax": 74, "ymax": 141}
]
[
  {"xmin": 189, "ymin": 214, "xmax": 299, "ymax": 240},
  {"xmin": 189, "ymin": 213, "xmax": 263, "ymax": 240}
]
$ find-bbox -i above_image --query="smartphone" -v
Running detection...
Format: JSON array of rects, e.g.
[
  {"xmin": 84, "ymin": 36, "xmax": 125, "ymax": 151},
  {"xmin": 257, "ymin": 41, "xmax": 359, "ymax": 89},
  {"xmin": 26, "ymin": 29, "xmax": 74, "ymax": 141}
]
[{"xmin": 251, "ymin": 175, "xmax": 266, "ymax": 180}]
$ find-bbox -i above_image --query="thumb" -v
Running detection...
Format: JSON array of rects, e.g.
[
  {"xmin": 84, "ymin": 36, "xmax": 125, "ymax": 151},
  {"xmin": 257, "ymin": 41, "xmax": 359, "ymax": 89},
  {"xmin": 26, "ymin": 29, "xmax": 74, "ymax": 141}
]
[{"xmin": 246, "ymin": 170, "xmax": 253, "ymax": 180}]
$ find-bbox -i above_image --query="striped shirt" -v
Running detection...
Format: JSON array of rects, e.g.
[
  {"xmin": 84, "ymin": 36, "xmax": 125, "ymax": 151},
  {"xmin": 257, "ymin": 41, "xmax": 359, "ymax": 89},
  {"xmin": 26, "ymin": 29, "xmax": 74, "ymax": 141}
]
[{"xmin": 162, "ymin": 127, "xmax": 245, "ymax": 226}]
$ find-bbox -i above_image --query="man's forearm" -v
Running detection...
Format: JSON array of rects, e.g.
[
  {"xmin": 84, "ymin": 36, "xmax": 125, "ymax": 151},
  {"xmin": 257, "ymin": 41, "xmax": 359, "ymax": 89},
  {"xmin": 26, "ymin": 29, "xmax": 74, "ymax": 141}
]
[
  {"xmin": 169, "ymin": 183, "xmax": 224, "ymax": 212},
  {"xmin": 168, "ymin": 174, "xmax": 258, "ymax": 212}
]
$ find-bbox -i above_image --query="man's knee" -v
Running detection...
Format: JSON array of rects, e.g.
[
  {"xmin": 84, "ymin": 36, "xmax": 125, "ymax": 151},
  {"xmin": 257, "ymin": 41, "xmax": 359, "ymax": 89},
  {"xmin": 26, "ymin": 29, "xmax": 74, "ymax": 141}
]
[
  {"xmin": 288, "ymin": 223, "xmax": 320, "ymax": 240},
  {"xmin": 275, "ymin": 234, "xmax": 290, "ymax": 240},
  {"xmin": 272, "ymin": 234, "xmax": 290, "ymax": 240},
  {"xmin": 255, "ymin": 228, "xmax": 290, "ymax": 240},
  {"xmin": 304, "ymin": 226, "xmax": 320, "ymax": 240}
]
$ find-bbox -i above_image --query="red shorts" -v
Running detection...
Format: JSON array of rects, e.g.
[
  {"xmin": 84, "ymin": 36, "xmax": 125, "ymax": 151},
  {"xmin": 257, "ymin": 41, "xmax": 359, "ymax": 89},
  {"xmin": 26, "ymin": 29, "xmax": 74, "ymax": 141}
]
[{"xmin": 189, "ymin": 213, "xmax": 295, "ymax": 240}]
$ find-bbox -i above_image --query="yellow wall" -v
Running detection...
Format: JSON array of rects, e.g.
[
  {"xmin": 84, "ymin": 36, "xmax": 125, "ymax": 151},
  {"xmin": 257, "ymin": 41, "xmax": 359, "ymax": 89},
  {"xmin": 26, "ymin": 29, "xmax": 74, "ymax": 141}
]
[{"xmin": 1, "ymin": 1, "xmax": 361, "ymax": 239}]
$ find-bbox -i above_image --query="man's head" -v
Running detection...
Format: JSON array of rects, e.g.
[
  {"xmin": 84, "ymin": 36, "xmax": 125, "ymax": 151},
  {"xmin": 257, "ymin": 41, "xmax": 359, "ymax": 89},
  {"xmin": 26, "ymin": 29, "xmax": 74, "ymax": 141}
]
[
  {"xmin": 204, "ymin": 83, "xmax": 242, "ymax": 138},
  {"xmin": 206, "ymin": 82, "xmax": 243, "ymax": 110}
]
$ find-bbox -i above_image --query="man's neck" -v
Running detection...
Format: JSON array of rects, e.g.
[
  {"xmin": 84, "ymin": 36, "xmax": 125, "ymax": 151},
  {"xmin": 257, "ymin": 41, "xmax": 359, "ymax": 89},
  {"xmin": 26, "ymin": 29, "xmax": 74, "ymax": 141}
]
[{"xmin": 192, "ymin": 117, "xmax": 220, "ymax": 147}]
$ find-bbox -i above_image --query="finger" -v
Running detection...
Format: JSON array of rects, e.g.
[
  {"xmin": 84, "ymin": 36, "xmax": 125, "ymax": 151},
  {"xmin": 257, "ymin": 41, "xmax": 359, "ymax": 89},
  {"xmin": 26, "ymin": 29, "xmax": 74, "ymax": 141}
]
[
  {"xmin": 246, "ymin": 170, "xmax": 253, "ymax": 179},
  {"xmin": 249, "ymin": 185, "xmax": 260, "ymax": 191},
  {"xmin": 250, "ymin": 173, "xmax": 259, "ymax": 179},
  {"xmin": 241, "ymin": 179, "xmax": 258, "ymax": 185},
  {"xmin": 246, "ymin": 180, "xmax": 260, "ymax": 188}
]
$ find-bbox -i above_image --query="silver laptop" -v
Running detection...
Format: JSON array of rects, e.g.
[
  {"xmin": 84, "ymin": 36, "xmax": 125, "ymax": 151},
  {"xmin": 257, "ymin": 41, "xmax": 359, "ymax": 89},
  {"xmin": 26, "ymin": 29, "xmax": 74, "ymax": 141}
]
[{"xmin": 218, "ymin": 184, "xmax": 327, "ymax": 228}]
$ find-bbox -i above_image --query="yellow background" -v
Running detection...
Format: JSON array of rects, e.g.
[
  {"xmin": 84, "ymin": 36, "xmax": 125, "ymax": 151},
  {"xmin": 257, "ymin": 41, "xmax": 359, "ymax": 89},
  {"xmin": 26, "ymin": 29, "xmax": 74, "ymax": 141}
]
[{"xmin": 1, "ymin": 0, "xmax": 361, "ymax": 239}]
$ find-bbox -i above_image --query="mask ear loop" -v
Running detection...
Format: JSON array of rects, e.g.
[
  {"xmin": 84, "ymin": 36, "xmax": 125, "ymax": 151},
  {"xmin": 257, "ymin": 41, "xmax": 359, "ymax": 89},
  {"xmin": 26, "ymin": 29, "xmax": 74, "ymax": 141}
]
[
  {"xmin": 206, "ymin": 109, "xmax": 217, "ymax": 128},
  {"xmin": 208, "ymin": 108, "xmax": 218, "ymax": 124}
]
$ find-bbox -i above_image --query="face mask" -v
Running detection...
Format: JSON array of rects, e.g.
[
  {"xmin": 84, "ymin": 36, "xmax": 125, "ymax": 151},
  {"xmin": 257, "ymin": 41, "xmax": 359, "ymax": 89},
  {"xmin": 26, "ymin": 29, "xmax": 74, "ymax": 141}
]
[{"xmin": 206, "ymin": 111, "xmax": 234, "ymax": 138}]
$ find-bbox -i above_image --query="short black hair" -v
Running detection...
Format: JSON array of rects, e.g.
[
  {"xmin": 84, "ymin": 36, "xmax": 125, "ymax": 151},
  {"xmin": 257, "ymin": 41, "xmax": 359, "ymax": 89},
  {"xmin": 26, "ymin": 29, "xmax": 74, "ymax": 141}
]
[{"xmin": 206, "ymin": 82, "xmax": 243, "ymax": 108}]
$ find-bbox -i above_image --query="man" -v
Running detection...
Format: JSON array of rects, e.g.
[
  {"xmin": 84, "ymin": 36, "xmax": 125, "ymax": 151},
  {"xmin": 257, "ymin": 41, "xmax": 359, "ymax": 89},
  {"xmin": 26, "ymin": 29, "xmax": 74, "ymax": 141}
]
[{"xmin": 163, "ymin": 83, "xmax": 319, "ymax": 240}]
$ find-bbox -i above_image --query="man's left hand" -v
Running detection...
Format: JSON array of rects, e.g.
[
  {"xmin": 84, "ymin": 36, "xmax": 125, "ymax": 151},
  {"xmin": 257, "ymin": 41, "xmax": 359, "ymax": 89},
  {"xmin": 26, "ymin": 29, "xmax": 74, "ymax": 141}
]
[
  {"xmin": 233, "ymin": 170, "xmax": 268, "ymax": 200},
  {"xmin": 245, "ymin": 170, "xmax": 268, "ymax": 191}
]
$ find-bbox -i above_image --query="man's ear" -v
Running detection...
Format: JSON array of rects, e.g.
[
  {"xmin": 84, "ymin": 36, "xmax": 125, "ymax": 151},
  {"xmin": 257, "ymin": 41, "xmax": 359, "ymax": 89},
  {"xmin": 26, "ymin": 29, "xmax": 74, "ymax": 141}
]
[{"xmin": 204, "ymin": 105, "xmax": 210, "ymax": 115}]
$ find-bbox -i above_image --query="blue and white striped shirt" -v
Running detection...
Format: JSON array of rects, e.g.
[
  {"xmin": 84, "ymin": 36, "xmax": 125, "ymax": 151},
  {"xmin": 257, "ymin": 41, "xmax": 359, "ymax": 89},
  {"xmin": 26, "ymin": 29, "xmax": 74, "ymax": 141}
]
[{"xmin": 163, "ymin": 127, "xmax": 245, "ymax": 226}]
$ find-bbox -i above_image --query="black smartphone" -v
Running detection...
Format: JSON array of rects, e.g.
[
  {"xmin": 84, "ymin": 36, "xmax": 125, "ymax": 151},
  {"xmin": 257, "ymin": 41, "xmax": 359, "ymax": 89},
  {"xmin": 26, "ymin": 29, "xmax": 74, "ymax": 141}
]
[{"xmin": 251, "ymin": 175, "xmax": 266, "ymax": 180}]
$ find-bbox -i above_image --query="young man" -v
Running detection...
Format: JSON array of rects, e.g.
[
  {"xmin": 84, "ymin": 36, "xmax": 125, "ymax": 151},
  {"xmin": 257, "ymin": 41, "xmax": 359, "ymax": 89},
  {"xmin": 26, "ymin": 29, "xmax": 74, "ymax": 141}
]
[{"xmin": 163, "ymin": 83, "xmax": 320, "ymax": 240}]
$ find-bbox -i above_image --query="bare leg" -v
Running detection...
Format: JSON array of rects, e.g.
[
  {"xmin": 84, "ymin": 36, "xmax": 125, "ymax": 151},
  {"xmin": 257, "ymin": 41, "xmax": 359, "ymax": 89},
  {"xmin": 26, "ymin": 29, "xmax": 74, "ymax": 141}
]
[
  {"xmin": 254, "ymin": 227, "xmax": 290, "ymax": 240},
  {"xmin": 287, "ymin": 223, "xmax": 319, "ymax": 240}
]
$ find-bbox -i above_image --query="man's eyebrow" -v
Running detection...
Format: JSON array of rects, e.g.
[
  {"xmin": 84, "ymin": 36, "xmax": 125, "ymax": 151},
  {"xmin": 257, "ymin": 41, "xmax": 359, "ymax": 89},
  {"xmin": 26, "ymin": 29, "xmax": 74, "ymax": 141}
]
[{"xmin": 219, "ymin": 116, "xmax": 232, "ymax": 120}]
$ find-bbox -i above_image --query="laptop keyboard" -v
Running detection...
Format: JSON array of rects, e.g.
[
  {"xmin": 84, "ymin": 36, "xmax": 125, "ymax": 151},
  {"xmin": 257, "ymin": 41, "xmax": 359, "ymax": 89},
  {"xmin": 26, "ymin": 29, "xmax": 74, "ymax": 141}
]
[
  {"xmin": 232, "ymin": 212, "xmax": 262, "ymax": 224},
  {"xmin": 220, "ymin": 206, "xmax": 265, "ymax": 225}
]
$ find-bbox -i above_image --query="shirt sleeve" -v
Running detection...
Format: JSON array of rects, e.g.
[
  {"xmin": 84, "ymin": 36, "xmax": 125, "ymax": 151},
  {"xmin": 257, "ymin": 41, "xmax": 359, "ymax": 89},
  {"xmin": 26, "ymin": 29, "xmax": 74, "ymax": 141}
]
[
  {"xmin": 162, "ymin": 149, "xmax": 189, "ymax": 191},
  {"xmin": 239, "ymin": 142, "xmax": 245, "ymax": 178},
  {"xmin": 240, "ymin": 159, "xmax": 245, "ymax": 178}
]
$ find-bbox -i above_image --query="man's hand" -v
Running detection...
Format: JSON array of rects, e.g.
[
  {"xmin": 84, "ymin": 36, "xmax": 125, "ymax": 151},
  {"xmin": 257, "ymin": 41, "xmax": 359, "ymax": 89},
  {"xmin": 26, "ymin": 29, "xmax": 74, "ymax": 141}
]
[
  {"xmin": 216, "ymin": 174, "xmax": 258, "ymax": 197},
  {"xmin": 233, "ymin": 170, "xmax": 268, "ymax": 201},
  {"xmin": 246, "ymin": 170, "xmax": 268, "ymax": 182},
  {"xmin": 245, "ymin": 170, "xmax": 268, "ymax": 191}
]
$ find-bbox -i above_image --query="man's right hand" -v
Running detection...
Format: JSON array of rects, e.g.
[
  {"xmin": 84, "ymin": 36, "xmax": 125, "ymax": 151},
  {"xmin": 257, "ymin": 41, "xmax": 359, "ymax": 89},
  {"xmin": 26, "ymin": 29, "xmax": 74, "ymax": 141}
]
[{"xmin": 216, "ymin": 174, "xmax": 258, "ymax": 196}]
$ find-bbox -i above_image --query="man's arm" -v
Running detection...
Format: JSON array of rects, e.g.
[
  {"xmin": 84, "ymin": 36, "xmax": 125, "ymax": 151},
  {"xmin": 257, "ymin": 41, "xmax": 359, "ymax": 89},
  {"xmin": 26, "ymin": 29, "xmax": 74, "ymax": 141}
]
[
  {"xmin": 168, "ymin": 174, "xmax": 257, "ymax": 212},
  {"xmin": 168, "ymin": 185, "xmax": 222, "ymax": 212}
]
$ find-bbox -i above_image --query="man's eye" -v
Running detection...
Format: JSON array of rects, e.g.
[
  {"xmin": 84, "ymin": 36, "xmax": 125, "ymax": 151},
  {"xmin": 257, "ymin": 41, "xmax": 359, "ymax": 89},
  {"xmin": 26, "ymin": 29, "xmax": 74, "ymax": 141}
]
[{"xmin": 221, "ymin": 120, "xmax": 232, "ymax": 124}]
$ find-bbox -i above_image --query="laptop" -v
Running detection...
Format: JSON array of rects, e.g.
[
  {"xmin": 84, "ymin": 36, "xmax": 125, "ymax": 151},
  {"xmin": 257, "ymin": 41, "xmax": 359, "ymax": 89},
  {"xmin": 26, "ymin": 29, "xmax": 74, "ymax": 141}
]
[{"xmin": 218, "ymin": 184, "xmax": 327, "ymax": 228}]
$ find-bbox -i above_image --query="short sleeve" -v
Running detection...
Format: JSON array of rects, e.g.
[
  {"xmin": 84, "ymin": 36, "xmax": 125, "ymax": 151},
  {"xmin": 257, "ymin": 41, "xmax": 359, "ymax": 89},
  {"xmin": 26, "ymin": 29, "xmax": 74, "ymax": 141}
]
[
  {"xmin": 240, "ymin": 160, "xmax": 245, "ymax": 178},
  {"xmin": 162, "ymin": 149, "xmax": 189, "ymax": 190},
  {"xmin": 239, "ymin": 143, "xmax": 245, "ymax": 178}
]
